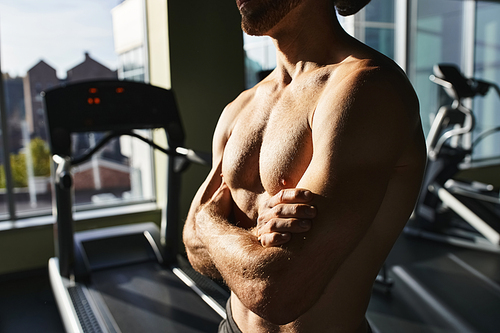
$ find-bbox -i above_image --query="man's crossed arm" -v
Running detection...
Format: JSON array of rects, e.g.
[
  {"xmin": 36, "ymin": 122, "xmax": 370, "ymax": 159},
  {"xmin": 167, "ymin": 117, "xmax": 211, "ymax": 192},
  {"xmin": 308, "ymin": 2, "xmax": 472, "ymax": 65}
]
[{"xmin": 183, "ymin": 68, "xmax": 423, "ymax": 324}]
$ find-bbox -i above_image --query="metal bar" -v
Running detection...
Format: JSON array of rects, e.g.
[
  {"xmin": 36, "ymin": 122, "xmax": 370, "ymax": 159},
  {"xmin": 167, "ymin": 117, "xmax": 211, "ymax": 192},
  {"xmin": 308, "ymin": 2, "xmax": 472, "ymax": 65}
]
[
  {"xmin": 392, "ymin": 265, "xmax": 478, "ymax": 333},
  {"xmin": 0, "ymin": 34, "xmax": 17, "ymax": 220},
  {"xmin": 461, "ymin": 0, "xmax": 476, "ymax": 150},
  {"xmin": 172, "ymin": 267, "xmax": 227, "ymax": 319},
  {"xmin": 394, "ymin": 0, "xmax": 409, "ymax": 71},
  {"xmin": 48, "ymin": 258, "xmax": 84, "ymax": 333},
  {"xmin": 435, "ymin": 185, "xmax": 500, "ymax": 245},
  {"xmin": 53, "ymin": 155, "xmax": 76, "ymax": 278},
  {"xmin": 142, "ymin": 0, "xmax": 150, "ymax": 84}
]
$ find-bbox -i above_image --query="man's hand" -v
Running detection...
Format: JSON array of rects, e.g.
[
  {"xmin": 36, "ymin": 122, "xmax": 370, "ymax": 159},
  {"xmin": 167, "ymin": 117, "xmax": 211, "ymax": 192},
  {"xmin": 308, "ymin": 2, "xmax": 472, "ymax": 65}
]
[{"xmin": 257, "ymin": 188, "xmax": 316, "ymax": 247}]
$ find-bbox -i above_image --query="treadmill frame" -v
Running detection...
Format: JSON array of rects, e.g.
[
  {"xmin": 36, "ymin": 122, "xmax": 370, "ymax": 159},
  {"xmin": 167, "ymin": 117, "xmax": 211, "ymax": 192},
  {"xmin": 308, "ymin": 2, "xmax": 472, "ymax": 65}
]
[{"xmin": 44, "ymin": 80, "xmax": 227, "ymax": 333}]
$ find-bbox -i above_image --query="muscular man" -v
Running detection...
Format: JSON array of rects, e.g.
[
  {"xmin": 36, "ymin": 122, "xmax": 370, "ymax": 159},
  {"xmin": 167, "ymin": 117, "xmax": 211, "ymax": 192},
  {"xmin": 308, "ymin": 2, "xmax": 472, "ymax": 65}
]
[{"xmin": 183, "ymin": 0, "xmax": 427, "ymax": 332}]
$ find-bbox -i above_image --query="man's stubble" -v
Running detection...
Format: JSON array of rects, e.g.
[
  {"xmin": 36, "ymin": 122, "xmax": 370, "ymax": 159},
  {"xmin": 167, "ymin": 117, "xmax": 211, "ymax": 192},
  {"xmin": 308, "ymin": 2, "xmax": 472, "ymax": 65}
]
[{"xmin": 240, "ymin": 0, "xmax": 302, "ymax": 36}]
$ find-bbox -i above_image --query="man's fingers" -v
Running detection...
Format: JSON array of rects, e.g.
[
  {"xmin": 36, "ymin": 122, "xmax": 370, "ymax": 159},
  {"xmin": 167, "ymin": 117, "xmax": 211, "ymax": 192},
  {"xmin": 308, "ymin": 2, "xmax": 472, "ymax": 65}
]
[
  {"xmin": 259, "ymin": 232, "xmax": 291, "ymax": 247},
  {"xmin": 259, "ymin": 203, "xmax": 316, "ymax": 221},
  {"xmin": 258, "ymin": 218, "xmax": 311, "ymax": 236},
  {"xmin": 257, "ymin": 190, "xmax": 314, "ymax": 247},
  {"xmin": 266, "ymin": 188, "xmax": 313, "ymax": 208}
]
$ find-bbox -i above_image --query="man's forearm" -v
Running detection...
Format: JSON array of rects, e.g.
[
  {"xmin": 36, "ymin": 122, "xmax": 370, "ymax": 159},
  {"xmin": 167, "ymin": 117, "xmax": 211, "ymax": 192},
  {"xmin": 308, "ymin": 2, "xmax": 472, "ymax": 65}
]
[
  {"xmin": 183, "ymin": 211, "xmax": 222, "ymax": 279},
  {"xmin": 196, "ymin": 204, "xmax": 263, "ymax": 281},
  {"xmin": 195, "ymin": 201, "xmax": 308, "ymax": 324}
]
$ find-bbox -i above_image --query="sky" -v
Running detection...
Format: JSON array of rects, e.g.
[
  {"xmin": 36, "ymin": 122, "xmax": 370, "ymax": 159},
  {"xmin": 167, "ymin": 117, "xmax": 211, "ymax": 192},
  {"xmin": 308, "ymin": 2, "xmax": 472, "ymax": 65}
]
[{"xmin": 0, "ymin": 0, "xmax": 122, "ymax": 78}]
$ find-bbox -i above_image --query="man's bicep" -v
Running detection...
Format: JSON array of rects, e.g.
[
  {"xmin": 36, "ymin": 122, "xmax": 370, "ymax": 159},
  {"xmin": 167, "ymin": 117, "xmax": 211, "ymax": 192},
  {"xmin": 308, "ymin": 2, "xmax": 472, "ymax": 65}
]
[
  {"xmin": 294, "ymin": 142, "xmax": 393, "ymax": 250},
  {"xmin": 297, "ymin": 77, "xmax": 409, "ymax": 222},
  {"xmin": 190, "ymin": 103, "xmax": 235, "ymax": 208},
  {"xmin": 183, "ymin": 105, "xmax": 234, "ymax": 278},
  {"xmin": 275, "ymin": 78, "xmax": 416, "ymax": 307}
]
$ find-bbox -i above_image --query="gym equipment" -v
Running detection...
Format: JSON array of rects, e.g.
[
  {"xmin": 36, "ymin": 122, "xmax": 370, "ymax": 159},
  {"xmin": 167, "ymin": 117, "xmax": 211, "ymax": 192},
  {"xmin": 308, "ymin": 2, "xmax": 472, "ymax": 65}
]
[
  {"xmin": 406, "ymin": 63, "xmax": 500, "ymax": 252},
  {"xmin": 44, "ymin": 80, "xmax": 229, "ymax": 333}
]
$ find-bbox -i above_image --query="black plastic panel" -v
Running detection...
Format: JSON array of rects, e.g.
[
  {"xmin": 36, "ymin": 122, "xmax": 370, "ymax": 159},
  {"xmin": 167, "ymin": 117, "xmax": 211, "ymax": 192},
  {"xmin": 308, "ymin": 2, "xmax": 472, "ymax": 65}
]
[{"xmin": 43, "ymin": 80, "xmax": 185, "ymax": 156}]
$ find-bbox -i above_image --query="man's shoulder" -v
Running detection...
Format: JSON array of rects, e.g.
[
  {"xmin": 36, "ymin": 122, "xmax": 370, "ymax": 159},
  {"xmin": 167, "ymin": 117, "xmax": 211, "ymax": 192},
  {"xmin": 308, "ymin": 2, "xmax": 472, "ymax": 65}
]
[
  {"xmin": 214, "ymin": 79, "xmax": 268, "ymax": 141},
  {"xmin": 313, "ymin": 55, "xmax": 421, "ymax": 144},
  {"xmin": 222, "ymin": 73, "xmax": 280, "ymax": 121},
  {"xmin": 222, "ymin": 80, "xmax": 262, "ymax": 115},
  {"xmin": 331, "ymin": 54, "xmax": 412, "ymax": 91},
  {"xmin": 322, "ymin": 55, "xmax": 419, "ymax": 114}
]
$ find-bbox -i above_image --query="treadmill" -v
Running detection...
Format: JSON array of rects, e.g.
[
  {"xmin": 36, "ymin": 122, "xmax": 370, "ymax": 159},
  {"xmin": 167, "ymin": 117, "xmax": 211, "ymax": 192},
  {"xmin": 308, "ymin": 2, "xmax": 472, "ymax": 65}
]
[{"xmin": 43, "ymin": 80, "xmax": 229, "ymax": 333}]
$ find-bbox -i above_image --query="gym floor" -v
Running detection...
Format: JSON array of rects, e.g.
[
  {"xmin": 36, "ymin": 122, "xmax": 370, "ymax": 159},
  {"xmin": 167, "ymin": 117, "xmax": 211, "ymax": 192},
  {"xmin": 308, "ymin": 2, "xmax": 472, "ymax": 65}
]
[
  {"xmin": 0, "ymin": 233, "xmax": 498, "ymax": 333},
  {"xmin": 0, "ymin": 268, "xmax": 64, "ymax": 332}
]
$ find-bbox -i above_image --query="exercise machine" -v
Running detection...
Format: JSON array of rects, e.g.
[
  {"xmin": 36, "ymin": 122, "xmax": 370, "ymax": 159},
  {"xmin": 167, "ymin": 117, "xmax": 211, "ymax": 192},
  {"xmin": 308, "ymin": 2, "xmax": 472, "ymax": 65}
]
[
  {"xmin": 44, "ymin": 80, "xmax": 229, "ymax": 333},
  {"xmin": 406, "ymin": 63, "xmax": 500, "ymax": 252}
]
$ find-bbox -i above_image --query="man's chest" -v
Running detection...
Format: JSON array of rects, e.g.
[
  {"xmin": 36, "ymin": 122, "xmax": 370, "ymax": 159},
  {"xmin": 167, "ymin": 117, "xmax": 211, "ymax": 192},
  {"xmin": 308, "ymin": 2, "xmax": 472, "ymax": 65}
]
[{"xmin": 222, "ymin": 102, "xmax": 313, "ymax": 196}]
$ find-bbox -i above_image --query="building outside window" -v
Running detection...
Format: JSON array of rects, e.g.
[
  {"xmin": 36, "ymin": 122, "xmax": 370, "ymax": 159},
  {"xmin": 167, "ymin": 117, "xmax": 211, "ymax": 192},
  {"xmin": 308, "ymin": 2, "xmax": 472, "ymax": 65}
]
[
  {"xmin": 112, "ymin": 0, "xmax": 148, "ymax": 83},
  {"xmin": 0, "ymin": 0, "xmax": 155, "ymax": 222},
  {"xmin": 118, "ymin": 46, "xmax": 146, "ymax": 82}
]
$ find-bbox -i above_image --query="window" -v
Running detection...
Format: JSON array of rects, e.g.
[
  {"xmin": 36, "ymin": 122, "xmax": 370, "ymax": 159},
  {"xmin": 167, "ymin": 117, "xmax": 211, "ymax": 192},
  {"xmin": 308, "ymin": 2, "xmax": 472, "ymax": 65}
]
[
  {"xmin": 0, "ymin": 0, "xmax": 154, "ymax": 221},
  {"xmin": 404, "ymin": 0, "xmax": 500, "ymax": 162},
  {"xmin": 407, "ymin": 0, "xmax": 466, "ymax": 136},
  {"xmin": 349, "ymin": 0, "xmax": 396, "ymax": 59},
  {"xmin": 243, "ymin": 34, "xmax": 276, "ymax": 89},
  {"xmin": 242, "ymin": 1, "xmax": 397, "ymax": 89},
  {"xmin": 473, "ymin": 2, "xmax": 500, "ymax": 160},
  {"xmin": 118, "ymin": 46, "xmax": 146, "ymax": 82}
]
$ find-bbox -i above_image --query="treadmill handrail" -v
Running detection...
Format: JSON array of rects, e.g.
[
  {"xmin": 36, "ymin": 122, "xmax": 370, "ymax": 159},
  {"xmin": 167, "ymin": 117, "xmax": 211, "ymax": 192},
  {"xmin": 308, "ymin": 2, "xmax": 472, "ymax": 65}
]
[{"xmin": 70, "ymin": 130, "xmax": 211, "ymax": 167}]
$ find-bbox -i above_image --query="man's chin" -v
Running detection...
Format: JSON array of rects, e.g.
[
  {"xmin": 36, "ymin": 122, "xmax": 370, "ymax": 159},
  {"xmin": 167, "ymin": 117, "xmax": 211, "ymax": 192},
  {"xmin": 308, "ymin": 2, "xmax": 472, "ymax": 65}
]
[
  {"xmin": 241, "ymin": 21, "xmax": 269, "ymax": 36},
  {"xmin": 242, "ymin": 29, "xmax": 266, "ymax": 36}
]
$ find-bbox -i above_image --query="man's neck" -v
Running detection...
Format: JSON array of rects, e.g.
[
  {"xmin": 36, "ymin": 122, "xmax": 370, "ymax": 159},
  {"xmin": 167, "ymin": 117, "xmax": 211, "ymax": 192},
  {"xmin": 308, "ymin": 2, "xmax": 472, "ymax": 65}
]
[{"xmin": 265, "ymin": 2, "xmax": 351, "ymax": 83}]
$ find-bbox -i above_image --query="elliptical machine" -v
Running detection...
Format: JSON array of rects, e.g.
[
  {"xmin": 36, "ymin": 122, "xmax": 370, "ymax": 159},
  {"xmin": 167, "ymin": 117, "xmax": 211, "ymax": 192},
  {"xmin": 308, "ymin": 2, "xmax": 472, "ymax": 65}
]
[{"xmin": 406, "ymin": 63, "xmax": 500, "ymax": 252}]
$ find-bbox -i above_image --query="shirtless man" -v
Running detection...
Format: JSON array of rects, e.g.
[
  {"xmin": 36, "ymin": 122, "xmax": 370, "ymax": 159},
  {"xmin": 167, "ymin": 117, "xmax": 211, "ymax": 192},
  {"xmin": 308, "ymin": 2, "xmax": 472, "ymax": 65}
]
[{"xmin": 183, "ymin": 0, "xmax": 426, "ymax": 332}]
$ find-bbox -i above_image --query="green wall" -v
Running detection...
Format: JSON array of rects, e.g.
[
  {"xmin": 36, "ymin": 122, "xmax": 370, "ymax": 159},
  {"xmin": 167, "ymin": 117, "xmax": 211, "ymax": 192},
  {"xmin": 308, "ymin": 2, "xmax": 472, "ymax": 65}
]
[
  {"xmin": 0, "ymin": 209, "xmax": 161, "ymax": 276},
  {"xmin": 167, "ymin": 1, "xmax": 245, "ymax": 222}
]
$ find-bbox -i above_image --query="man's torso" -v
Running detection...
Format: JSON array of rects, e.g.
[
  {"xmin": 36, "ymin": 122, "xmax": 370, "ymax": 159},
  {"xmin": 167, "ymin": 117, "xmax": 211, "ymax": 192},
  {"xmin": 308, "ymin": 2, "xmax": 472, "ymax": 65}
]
[{"xmin": 219, "ymin": 56, "xmax": 425, "ymax": 332}]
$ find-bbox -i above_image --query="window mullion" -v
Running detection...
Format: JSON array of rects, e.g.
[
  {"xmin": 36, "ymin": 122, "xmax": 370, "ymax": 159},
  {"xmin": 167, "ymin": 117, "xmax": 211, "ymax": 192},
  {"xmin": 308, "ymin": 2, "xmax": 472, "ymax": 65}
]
[
  {"xmin": 462, "ymin": 0, "xmax": 476, "ymax": 78},
  {"xmin": 395, "ymin": 0, "xmax": 409, "ymax": 72},
  {"xmin": 462, "ymin": 0, "xmax": 477, "ymax": 151},
  {"xmin": 0, "ymin": 62, "xmax": 18, "ymax": 220}
]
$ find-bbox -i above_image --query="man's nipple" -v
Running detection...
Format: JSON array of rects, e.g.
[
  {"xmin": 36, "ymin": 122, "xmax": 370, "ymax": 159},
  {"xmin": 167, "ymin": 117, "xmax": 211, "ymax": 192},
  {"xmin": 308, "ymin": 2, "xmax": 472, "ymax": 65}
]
[{"xmin": 281, "ymin": 178, "xmax": 287, "ymax": 187}]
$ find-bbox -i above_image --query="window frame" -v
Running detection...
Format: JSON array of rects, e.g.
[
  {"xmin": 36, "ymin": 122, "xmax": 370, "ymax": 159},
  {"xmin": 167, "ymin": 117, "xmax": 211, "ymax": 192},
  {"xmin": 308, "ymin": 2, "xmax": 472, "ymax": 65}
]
[{"xmin": 0, "ymin": 0, "xmax": 159, "ymax": 225}]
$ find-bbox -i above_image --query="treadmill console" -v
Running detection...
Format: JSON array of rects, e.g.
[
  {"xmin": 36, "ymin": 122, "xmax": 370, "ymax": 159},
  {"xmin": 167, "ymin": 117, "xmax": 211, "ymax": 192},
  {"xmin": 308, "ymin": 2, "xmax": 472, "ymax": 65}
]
[{"xmin": 43, "ymin": 80, "xmax": 184, "ymax": 156}]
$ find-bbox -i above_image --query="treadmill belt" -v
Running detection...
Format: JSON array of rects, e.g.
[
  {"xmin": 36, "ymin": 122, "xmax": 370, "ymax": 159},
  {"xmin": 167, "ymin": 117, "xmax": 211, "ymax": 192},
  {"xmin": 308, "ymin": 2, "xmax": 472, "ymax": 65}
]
[
  {"xmin": 69, "ymin": 285, "xmax": 104, "ymax": 333},
  {"xmin": 90, "ymin": 262, "xmax": 222, "ymax": 333}
]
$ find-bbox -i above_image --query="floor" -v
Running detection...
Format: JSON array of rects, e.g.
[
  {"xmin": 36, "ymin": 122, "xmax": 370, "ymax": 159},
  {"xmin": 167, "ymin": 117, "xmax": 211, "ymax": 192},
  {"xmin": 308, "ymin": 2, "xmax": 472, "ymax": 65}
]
[
  {"xmin": 0, "ymin": 233, "xmax": 499, "ymax": 333},
  {"xmin": 0, "ymin": 269, "xmax": 65, "ymax": 332},
  {"xmin": 367, "ymin": 233, "xmax": 500, "ymax": 333}
]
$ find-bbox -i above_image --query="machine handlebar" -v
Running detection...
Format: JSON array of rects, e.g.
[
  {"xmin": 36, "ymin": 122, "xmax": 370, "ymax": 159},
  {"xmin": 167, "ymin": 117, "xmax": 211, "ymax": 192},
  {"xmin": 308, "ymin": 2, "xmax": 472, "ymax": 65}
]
[{"xmin": 430, "ymin": 64, "xmax": 500, "ymax": 103}]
